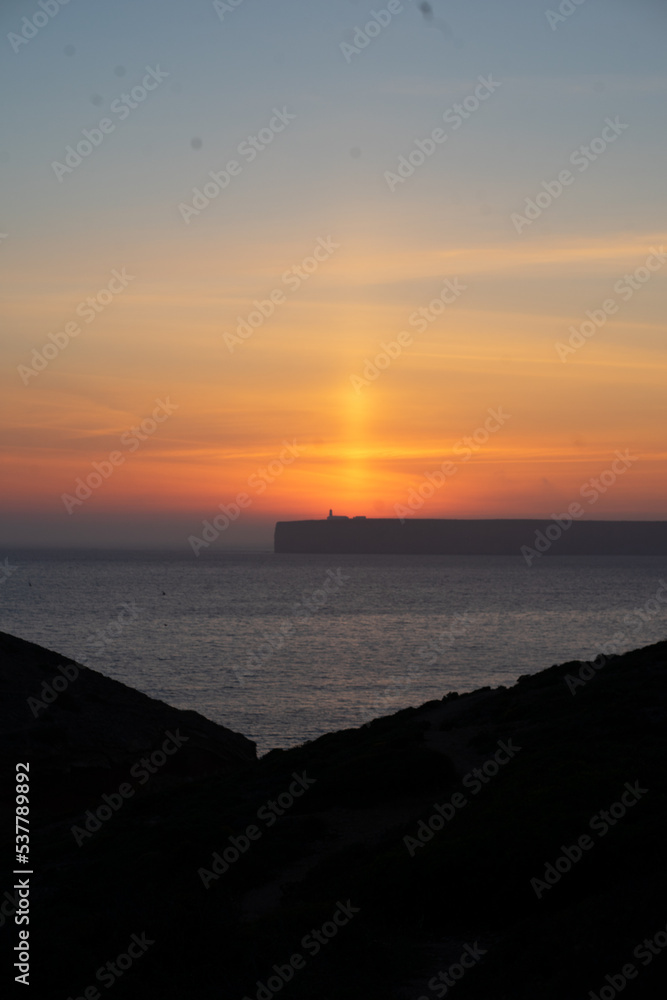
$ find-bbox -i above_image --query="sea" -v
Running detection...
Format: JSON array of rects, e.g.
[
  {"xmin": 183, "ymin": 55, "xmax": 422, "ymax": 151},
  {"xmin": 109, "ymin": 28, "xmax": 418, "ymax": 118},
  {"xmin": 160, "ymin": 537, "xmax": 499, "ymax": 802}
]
[{"xmin": 2, "ymin": 550, "xmax": 667, "ymax": 754}]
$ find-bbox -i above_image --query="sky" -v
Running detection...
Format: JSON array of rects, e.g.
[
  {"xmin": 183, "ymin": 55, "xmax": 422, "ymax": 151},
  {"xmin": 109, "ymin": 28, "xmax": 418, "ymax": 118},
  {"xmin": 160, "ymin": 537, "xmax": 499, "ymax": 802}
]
[{"xmin": 1, "ymin": 0, "xmax": 666, "ymax": 550}]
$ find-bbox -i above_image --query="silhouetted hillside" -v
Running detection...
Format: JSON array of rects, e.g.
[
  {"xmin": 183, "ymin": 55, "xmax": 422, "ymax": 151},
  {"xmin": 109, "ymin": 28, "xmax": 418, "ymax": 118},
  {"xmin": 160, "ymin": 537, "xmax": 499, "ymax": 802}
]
[{"xmin": 1, "ymin": 629, "xmax": 666, "ymax": 998}]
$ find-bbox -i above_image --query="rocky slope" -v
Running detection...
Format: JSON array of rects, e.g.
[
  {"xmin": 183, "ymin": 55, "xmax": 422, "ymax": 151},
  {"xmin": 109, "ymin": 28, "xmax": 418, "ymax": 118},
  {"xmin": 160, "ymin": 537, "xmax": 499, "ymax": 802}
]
[{"xmin": 1, "ymin": 629, "xmax": 666, "ymax": 999}]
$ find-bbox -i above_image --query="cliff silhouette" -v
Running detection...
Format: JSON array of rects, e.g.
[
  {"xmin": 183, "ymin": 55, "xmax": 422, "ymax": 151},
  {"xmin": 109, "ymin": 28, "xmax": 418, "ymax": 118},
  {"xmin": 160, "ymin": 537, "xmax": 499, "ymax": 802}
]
[
  {"xmin": 1, "ymin": 629, "xmax": 666, "ymax": 998},
  {"xmin": 274, "ymin": 517, "xmax": 667, "ymax": 554}
]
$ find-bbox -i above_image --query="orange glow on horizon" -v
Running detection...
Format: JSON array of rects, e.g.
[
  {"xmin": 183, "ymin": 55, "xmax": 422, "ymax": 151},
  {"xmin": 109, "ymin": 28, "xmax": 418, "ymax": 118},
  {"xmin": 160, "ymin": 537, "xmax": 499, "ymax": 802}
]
[{"xmin": 2, "ymin": 230, "xmax": 666, "ymax": 537}]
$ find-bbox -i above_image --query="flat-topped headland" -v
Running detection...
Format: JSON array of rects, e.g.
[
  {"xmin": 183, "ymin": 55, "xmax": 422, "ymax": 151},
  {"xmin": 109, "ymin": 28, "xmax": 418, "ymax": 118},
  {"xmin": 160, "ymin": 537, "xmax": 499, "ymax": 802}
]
[{"xmin": 274, "ymin": 517, "xmax": 667, "ymax": 554}]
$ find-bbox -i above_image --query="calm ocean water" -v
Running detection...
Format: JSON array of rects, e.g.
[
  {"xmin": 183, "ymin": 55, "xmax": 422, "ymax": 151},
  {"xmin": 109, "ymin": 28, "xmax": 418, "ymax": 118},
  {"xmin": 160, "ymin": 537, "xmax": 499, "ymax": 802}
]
[{"xmin": 2, "ymin": 550, "xmax": 667, "ymax": 754}]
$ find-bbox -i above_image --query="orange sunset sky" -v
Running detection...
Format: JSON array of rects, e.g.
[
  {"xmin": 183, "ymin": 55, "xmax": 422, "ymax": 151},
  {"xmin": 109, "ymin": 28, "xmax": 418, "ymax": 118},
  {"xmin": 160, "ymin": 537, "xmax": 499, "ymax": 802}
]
[{"xmin": 1, "ymin": 0, "xmax": 666, "ymax": 548}]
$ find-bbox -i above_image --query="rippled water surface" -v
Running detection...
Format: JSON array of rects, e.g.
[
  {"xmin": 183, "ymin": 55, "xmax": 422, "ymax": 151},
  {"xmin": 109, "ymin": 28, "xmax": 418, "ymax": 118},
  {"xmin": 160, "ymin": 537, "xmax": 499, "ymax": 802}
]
[{"xmin": 2, "ymin": 550, "xmax": 666, "ymax": 752}]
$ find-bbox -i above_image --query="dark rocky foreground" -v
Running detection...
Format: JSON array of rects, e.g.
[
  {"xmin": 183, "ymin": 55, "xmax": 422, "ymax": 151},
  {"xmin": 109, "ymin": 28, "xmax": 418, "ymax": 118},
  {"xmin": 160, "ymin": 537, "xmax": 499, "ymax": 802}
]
[{"xmin": 1, "ymin": 629, "xmax": 666, "ymax": 999}]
